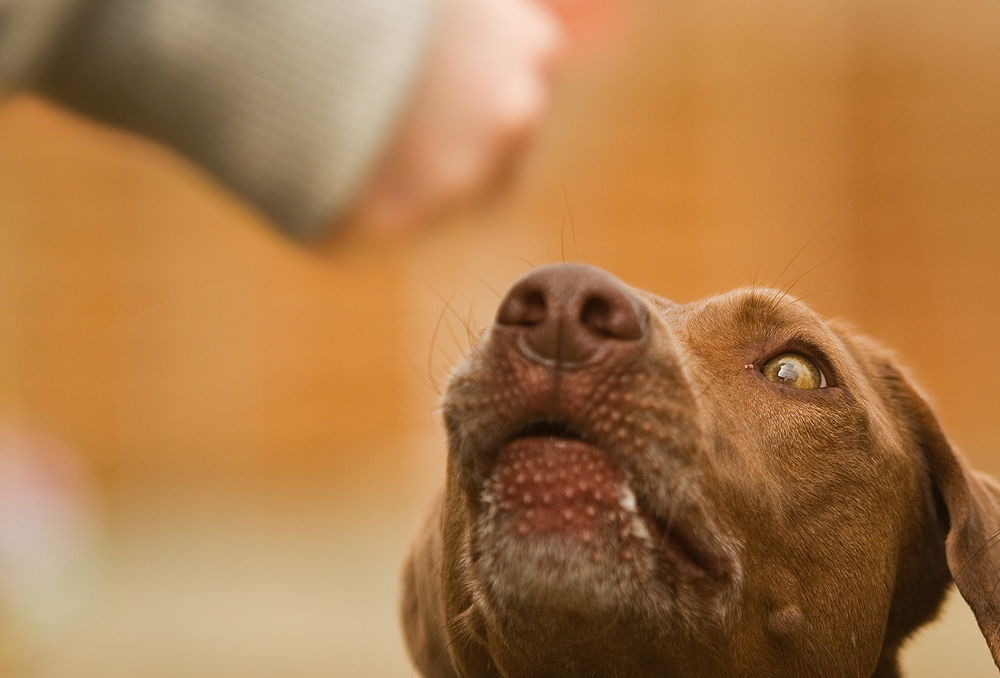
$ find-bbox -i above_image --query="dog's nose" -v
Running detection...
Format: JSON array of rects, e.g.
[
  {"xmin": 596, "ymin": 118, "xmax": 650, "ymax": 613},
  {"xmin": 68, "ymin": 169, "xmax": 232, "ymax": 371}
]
[{"xmin": 495, "ymin": 263, "xmax": 649, "ymax": 367}]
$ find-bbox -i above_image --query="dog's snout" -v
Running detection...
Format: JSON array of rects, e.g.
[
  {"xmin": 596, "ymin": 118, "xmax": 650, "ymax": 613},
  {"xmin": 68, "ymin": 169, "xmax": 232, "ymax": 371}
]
[{"xmin": 496, "ymin": 264, "xmax": 648, "ymax": 366}]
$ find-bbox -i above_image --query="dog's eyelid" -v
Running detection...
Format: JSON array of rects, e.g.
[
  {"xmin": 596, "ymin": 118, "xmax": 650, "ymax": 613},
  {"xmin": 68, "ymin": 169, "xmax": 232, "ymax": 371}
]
[
  {"xmin": 755, "ymin": 334, "xmax": 840, "ymax": 387},
  {"xmin": 757, "ymin": 348, "xmax": 835, "ymax": 390}
]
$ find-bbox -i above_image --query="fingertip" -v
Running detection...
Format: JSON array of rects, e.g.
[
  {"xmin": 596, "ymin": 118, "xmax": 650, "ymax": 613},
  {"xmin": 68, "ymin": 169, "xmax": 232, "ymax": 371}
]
[{"xmin": 529, "ymin": 0, "xmax": 570, "ymax": 78}]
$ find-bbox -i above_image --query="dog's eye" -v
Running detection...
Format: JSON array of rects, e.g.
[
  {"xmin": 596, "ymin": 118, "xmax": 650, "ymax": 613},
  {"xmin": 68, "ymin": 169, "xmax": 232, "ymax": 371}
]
[{"xmin": 761, "ymin": 353, "xmax": 827, "ymax": 389}]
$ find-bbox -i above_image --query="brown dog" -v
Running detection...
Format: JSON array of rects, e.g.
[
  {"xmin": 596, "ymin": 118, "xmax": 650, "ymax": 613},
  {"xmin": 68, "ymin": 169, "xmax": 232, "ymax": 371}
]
[{"xmin": 401, "ymin": 263, "xmax": 1000, "ymax": 678}]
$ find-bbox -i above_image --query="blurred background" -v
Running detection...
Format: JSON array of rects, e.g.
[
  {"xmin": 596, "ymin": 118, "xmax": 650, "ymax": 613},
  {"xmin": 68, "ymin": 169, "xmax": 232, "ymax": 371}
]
[{"xmin": 1, "ymin": 0, "xmax": 999, "ymax": 675}]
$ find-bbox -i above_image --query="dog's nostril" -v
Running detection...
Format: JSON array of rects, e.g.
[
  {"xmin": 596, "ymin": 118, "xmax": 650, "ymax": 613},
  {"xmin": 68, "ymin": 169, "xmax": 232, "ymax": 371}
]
[
  {"xmin": 580, "ymin": 296, "xmax": 611, "ymax": 335},
  {"xmin": 580, "ymin": 294, "xmax": 644, "ymax": 341},
  {"xmin": 497, "ymin": 287, "xmax": 547, "ymax": 327}
]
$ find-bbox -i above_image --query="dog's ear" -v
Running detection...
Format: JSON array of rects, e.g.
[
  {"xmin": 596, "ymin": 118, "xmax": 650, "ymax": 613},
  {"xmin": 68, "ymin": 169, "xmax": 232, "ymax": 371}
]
[{"xmin": 880, "ymin": 358, "xmax": 1000, "ymax": 668}]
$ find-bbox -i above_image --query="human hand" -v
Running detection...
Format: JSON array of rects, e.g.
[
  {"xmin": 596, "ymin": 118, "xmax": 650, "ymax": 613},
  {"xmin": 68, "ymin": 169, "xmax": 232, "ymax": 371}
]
[{"xmin": 334, "ymin": 0, "xmax": 565, "ymax": 240}]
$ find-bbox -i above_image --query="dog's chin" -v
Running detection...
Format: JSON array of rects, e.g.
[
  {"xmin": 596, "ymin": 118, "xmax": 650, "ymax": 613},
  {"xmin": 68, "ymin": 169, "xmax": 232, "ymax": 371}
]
[
  {"xmin": 471, "ymin": 436, "xmax": 655, "ymax": 612},
  {"xmin": 469, "ymin": 435, "xmax": 720, "ymax": 617}
]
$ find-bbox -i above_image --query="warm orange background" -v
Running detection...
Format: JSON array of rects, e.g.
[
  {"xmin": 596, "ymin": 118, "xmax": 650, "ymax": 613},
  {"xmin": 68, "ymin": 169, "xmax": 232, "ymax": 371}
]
[{"xmin": 1, "ymin": 0, "xmax": 998, "ymax": 675}]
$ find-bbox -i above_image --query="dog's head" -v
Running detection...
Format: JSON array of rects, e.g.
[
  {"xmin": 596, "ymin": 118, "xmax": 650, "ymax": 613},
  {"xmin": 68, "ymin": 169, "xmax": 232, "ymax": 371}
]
[{"xmin": 403, "ymin": 263, "xmax": 1000, "ymax": 678}]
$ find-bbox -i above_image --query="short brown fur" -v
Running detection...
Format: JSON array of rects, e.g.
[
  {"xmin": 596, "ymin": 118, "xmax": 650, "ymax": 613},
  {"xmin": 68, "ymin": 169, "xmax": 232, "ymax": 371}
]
[{"xmin": 402, "ymin": 264, "xmax": 1000, "ymax": 678}]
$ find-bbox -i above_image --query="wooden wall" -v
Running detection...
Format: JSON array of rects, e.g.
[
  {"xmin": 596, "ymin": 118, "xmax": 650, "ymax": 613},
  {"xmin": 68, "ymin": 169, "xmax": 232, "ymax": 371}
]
[{"xmin": 0, "ymin": 99, "xmax": 415, "ymax": 479}]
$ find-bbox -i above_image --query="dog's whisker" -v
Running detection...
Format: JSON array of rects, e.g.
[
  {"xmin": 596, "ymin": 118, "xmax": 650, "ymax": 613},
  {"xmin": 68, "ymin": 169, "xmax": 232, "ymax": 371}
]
[
  {"xmin": 954, "ymin": 527, "xmax": 1000, "ymax": 582},
  {"xmin": 507, "ymin": 251, "xmax": 537, "ymax": 270},
  {"xmin": 464, "ymin": 296, "xmax": 480, "ymax": 350},
  {"xmin": 426, "ymin": 292, "xmax": 456, "ymax": 396},
  {"xmin": 481, "ymin": 279, "xmax": 503, "ymax": 300},
  {"xmin": 780, "ymin": 289, "xmax": 827, "ymax": 309}
]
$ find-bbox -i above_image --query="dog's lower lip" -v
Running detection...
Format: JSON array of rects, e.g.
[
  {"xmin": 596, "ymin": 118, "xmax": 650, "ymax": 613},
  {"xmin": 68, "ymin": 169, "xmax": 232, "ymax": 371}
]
[
  {"xmin": 480, "ymin": 435, "xmax": 724, "ymax": 581},
  {"xmin": 483, "ymin": 436, "xmax": 626, "ymax": 538}
]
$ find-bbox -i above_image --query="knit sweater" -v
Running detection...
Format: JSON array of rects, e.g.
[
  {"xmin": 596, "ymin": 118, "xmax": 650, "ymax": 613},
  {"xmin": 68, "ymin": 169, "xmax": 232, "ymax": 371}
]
[{"xmin": 0, "ymin": 0, "xmax": 437, "ymax": 239}]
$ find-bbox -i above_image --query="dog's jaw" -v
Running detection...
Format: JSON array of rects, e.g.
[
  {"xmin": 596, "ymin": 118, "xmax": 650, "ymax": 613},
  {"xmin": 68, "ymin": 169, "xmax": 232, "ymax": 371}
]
[{"xmin": 440, "ymin": 289, "xmax": 745, "ymax": 673}]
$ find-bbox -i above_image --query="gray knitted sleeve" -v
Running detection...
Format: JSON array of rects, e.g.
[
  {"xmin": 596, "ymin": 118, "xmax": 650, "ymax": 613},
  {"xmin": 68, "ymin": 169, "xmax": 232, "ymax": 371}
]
[{"xmin": 0, "ymin": 0, "xmax": 437, "ymax": 240}]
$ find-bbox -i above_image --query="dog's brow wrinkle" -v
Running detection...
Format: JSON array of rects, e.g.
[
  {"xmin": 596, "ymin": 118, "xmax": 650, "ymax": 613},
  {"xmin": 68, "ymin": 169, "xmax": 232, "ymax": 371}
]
[{"xmin": 734, "ymin": 292, "xmax": 785, "ymax": 326}]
